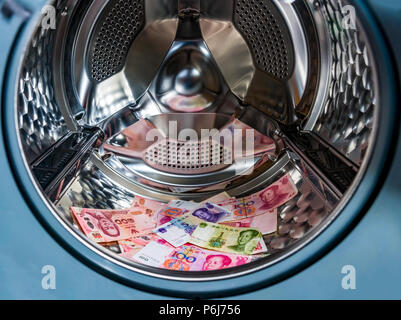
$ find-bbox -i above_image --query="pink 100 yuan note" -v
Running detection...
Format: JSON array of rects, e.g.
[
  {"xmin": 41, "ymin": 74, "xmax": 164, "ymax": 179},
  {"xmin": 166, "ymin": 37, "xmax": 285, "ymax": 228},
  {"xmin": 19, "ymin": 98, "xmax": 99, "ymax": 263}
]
[
  {"xmin": 131, "ymin": 196, "xmax": 166, "ymax": 213},
  {"xmin": 202, "ymin": 192, "xmax": 233, "ymax": 204},
  {"xmin": 161, "ymin": 244, "xmax": 254, "ymax": 271},
  {"xmin": 132, "ymin": 241, "xmax": 255, "ymax": 271},
  {"xmin": 128, "ymin": 196, "xmax": 168, "ymax": 233},
  {"xmin": 220, "ymin": 209, "xmax": 278, "ymax": 235},
  {"xmin": 217, "ymin": 173, "xmax": 298, "ymax": 220}
]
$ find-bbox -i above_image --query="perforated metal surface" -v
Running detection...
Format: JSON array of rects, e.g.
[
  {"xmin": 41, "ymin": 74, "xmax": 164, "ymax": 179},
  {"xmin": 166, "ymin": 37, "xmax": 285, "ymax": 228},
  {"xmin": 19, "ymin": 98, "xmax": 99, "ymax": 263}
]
[
  {"xmin": 312, "ymin": 0, "xmax": 377, "ymax": 166},
  {"xmin": 144, "ymin": 139, "xmax": 232, "ymax": 174},
  {"xmin": 234, "ymin": 0, "xmax": 295, "ymax": 80},
  {"xmin": 17, "ymin": 14, "xmax": 68, "ymax": 164},
  {"xmin": 89, "ymin": 0, "xmax": 145, "ymax": 82}
]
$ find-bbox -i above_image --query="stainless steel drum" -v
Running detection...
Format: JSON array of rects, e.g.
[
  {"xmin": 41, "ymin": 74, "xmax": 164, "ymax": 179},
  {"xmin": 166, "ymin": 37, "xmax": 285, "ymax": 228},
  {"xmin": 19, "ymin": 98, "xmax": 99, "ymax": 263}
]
[{"xmin": 13, "ymin": 0, "xmax": 382, "ymax": 283}]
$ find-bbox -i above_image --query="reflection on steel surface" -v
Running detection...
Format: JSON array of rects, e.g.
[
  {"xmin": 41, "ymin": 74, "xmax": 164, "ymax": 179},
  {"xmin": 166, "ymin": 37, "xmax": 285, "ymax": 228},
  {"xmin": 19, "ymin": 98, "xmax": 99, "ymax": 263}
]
[
  {"xmin": 18, "ymin": 23, "xmax": 68, "ymax": 164},
  {"xmin": 56, "ymin": 160, "xmax": 135, "ymax": 223},
  {"xmin": 309, "ymin": 0, "xmax": 377, "ymax": 166},
  {"xmin": 200, "ymin": 0, "xmax": 308, "ymax": 124},
  {"xmin": 56, "ymin": 151, "xmax": 338, "ymax": 258}
]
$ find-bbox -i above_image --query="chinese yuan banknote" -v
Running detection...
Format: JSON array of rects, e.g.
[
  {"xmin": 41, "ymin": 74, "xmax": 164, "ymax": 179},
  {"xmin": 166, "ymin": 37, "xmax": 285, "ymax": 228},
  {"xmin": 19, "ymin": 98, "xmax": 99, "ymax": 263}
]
[
  {"xmin": 153, "ymin": 213, "xmax": 202, "ymax": 247},
  {"xmin": 218, "ymin": 118, "xmax": 276, "ymax": 157},
  {"xmin": 156, "ymin": 200, "xmax": 199, "ymax": 226},
  {"xmin": 128, "ymin": 196, "xmax": 167, "ymax": 233},
  {"xmin": 217, "ymin": 173, "xmax": 298, "ymax": 220},
  {"xmin": 71, "ymin": 207, "xmax": 138, "ymax": 243},
  {"xmin": 132, "ymin": 241, "xmax": 175, "ymax": 267},
  {"xmin": 189, "ymin": 222, "xmax": 266, "ymax": 255},
  {"xmin": 118, "ymin": 240, "xmax": 145, "ymax": 258},
  {"xmin": 131, "ymin": 196, "xmax": 167, "ymax": 215},
  {"xmin": 220, "ymin": 209, "xmax": 278, "ymax": 235},
  {"xmin": 154, "ymin": 203, "xmax": 232, "ymax": 247},
  {"xmin": 252, "ymin": 238, "xmax": 268, "ymax": 255},
  {"xmin": 201, "ymin": 192, "xmax": 233, "ymax": 204},
  {"xmin": 190, "ymin": 203, "xmax": 232, "ymax": 223},
  {"xmin": 120, "ymin": 237, "xmax": 174, "ymax": 261},
  {"xmin": 165, "ymin": 245, "xmax": 254, "ymax": 271},
  {"xmin": 118, "ymin": 234, "xmax": 156, "ymax": 254},
  {"xmin": 135, "ymin": 242, "xmax": 254, "ymax": 271}
]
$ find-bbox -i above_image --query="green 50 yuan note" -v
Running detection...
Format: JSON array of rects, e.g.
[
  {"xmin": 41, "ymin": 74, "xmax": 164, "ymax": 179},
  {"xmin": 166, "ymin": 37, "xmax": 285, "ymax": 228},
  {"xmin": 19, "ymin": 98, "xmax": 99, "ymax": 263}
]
[{"xmin": 189, "ymin": 222, "xmax": 266, "ymax": 255}]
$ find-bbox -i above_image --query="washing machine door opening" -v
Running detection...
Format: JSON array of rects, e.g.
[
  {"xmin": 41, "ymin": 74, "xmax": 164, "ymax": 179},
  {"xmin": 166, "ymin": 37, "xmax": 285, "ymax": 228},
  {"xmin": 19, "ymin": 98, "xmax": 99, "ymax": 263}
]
[{"xmin": 7, "ymin": 0, "xmax": 391, "ymax": 289}]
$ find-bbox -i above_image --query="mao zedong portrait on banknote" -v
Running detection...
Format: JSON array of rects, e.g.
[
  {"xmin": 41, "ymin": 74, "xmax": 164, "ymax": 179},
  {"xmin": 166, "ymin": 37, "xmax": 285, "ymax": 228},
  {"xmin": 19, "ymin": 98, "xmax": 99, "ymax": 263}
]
[
  {"xmin": 202, "ymin": 254, "xmax": 237, "ymax": 271},
  {"xmin": 191, "ymin": 203, "xmax": 230, "ymax": 223},
  {"xmin": 227, "ymin": 229, "xmax": 261, "ymax": 253},
  {"xmin": 258, "ymin": 174, "xmax": 297, "ymax": 210},
  {"xmin": 190, "ymin": 222, "xmax": 264, "ymax": 255}
]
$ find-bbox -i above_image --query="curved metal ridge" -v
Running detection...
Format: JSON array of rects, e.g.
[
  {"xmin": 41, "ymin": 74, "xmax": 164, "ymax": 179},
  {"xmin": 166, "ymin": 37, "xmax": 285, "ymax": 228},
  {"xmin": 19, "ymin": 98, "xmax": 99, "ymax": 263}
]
[{"xmin": 305, "ymin": 0, "xmax": 378, "ymax": 166}]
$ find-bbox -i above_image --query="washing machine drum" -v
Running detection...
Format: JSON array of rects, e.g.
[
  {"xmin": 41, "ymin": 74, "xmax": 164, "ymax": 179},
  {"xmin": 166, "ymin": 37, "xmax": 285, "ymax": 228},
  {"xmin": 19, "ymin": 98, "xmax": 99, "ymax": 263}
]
[{"xmin": 6, "ymin": 0, "xmax": 393, "ymax": 296}]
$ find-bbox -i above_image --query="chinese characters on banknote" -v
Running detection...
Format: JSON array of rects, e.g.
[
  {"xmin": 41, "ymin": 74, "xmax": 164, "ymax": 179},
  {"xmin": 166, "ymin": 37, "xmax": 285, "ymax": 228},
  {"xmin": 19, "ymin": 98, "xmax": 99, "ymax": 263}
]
[{"xmin": 71, "ymin": 174, "xmax": 298, "ymax": 271}]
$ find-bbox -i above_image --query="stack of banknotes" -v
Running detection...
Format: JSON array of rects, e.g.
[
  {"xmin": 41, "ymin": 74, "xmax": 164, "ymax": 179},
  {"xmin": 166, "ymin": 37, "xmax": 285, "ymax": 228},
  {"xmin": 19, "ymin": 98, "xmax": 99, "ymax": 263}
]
[{"xmin": 71, "ymin": 173, "xmax": 298, "ymax": 272}]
